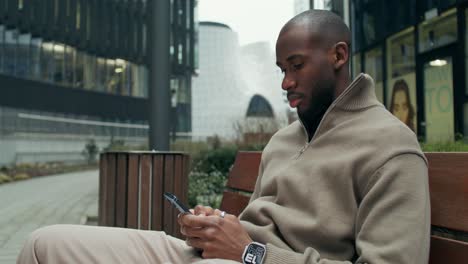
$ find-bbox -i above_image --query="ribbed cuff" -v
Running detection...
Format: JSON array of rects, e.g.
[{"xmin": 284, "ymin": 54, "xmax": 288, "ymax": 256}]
[{"xmin": 263, "ymin": 243, "xmax": 300, "ymax": 264}]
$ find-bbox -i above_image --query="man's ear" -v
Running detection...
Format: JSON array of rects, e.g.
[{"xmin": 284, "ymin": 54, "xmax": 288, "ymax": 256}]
[{"xmin": 333, "ymin": 42, "xmax": 349, "ymax": 70}]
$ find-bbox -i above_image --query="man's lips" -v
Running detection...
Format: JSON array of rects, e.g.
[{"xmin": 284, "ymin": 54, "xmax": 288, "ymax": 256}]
[{"xmin": 287, "ymin": 93, "xmax": 304, "ymax": 108}]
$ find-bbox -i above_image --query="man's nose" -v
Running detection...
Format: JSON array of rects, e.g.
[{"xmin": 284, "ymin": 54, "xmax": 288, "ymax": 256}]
[{"xmin": 282, "ymin": 76, "xmax": 296, "ymax": 91}]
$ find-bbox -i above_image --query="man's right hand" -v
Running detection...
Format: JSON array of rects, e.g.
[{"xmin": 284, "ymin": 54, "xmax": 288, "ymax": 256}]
[{"xmin": 193, "ymin": 205, "xmax": 225, "ymax": 217}]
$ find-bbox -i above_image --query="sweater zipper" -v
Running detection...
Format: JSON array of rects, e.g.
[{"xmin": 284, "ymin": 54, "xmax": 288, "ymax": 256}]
[
  {"xmin": 293, "ymin": 74, "xmax": 365, "ymax": 160},
  {"xmin": 294, "ymin": 119, "xmax": 311, "ymax": 159}
]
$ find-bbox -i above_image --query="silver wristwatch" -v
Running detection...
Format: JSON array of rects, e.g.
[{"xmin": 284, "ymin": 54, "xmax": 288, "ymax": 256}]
[{"xmin": 242, "ymin": 242, "xmax": 266, "ymax": 264}]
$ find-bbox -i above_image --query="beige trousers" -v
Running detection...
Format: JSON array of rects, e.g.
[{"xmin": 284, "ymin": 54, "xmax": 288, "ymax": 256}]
[{"xmin": 17, "ymin": 224, "xmax": 240, "ymax": 264}]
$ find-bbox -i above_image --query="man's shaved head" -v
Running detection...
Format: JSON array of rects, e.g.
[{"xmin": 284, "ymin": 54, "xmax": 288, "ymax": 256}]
[
  {"xmin": 280, "ymin": 9, "xmax": 351, "ymax": 50},
  {"xmin": 275, "ymin": 10, "xmax": 352, "ymax": 137}
]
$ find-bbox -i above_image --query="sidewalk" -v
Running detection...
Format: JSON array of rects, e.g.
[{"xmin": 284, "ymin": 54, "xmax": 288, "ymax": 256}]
[{"xmin": 0, "ymin": 170, "xmax": 99, "ymax": 264}]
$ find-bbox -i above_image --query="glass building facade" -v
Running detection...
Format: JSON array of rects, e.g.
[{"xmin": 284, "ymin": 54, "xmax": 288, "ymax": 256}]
[
  {"xmin": 0, "ymin": 0, "xmax": 196, "ymax": 138},
  {"xmin": 0, "ymin": 0, "xmax": 197, "ymax": 164},
  {"xmin": 351, "ymin": 0, "xmax": 468, "ymax": 142}
]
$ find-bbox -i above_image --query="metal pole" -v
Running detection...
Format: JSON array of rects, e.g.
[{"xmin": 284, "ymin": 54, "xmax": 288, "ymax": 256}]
[{"xmin": 148, "ymin": 0, "xmax": 170, "ymax": 150}]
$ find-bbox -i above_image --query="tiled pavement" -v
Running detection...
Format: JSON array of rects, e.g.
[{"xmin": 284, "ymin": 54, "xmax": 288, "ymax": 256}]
[{"xmin": 0, "ymin": 170, "xmax": 99, "ymax": 264}]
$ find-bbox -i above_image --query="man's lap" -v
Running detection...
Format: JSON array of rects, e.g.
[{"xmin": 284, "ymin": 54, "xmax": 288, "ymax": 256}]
[{"xmin": 17, "ymin": 224, "xmax": 239, "ymax": 264}]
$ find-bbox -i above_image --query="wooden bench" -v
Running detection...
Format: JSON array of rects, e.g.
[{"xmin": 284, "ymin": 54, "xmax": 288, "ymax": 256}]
[
  {"xmin": 220, "ymin": 151, "xmax": 468, "ymax": 264},
  {"xmin": 99, "ymin": 151, "xmax": 190, "ymax": 239}
]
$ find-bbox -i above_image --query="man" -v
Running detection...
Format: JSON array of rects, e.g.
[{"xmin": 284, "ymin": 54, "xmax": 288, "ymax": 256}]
[{"xmin": 17, "ymin": 10, "xmax": 430, "ymax": 264}]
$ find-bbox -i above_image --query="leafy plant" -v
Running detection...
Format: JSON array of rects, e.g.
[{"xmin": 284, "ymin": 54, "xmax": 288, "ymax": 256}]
[{"xmin": 82, "ymin": 139, "xmax": 99, "ymax": 164}]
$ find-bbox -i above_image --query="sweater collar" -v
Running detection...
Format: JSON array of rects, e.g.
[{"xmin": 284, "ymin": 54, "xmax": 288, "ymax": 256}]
[{"xmin": 299, "ymin": 73, "xmax": 381, "ymax": 142}]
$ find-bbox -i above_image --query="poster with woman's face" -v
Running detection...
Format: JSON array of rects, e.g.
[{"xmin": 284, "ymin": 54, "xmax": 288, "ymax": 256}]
[{"xmin": 387, "ymin": 73, "xmax": 417, "ymax": 133}]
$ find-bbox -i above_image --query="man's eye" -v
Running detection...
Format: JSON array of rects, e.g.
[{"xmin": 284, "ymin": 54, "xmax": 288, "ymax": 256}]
[{"xmin": 293, "ymin": 63, "xmax": 303, "ymax": 70}]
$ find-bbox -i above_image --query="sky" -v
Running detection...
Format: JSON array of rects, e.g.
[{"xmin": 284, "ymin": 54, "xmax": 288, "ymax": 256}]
[{"xmin": 197, "ymin": 0, "xmax": 295, "ymax": 49}]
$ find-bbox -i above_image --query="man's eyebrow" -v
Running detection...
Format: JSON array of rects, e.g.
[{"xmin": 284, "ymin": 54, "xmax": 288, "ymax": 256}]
[
  {"xmin": 286, "ymin": 54, "xmax": 304, "ymax": 62},
  {"xmin": 277, "ymin": 54, "xmax": 304, "ymax": 67}
]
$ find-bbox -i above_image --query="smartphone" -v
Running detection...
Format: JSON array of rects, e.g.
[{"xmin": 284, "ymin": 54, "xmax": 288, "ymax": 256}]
[{"xmin": 163, "ymin": 192, "xmax": 192, "ymax": 214}]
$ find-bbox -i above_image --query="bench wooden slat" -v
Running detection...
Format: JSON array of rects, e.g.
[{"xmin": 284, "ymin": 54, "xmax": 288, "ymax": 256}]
[
  {"xmin": 226, "ymin": 151, "xmax": 262, "ymax": 192},
  {"xmin": 429, "ymin": 235, "xmax": 468, "ymax": 264},
  {"xmin": 127, "ymin": 154, "xmax": 139, "ymax": 229},
  {"xmin": 98, "ymin": 154, "xmax": 108, "ymax": 226},
  {"xmin": 140, "ymin": 155, "xmax": 151, "ymax": 230},
  {"xmin": 220, "ymin": 191, "xmax": 251, "ymax": 216},
  {"xmin": 106, "ymin": 154, "xmax": 116, "ymax": 226},
  {"xmin": 163, "ymin": 155, "xmax": 175, "ymax": 235},
  {"xmin": 151, "ymin": 155, "xmax": 164, "ymax": 231},
  {"xmin": 425, "ymin": 152, "xmax": 468, "ymax": 232},
  {"xmin": 115, "ymin": 154, "xmax": 127, "ymax": 227}
]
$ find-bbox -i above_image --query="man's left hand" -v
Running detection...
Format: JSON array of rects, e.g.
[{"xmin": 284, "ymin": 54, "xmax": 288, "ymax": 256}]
[{"xmin": 178, "ymin": 211, "xmax": 253, "ymax": 261}]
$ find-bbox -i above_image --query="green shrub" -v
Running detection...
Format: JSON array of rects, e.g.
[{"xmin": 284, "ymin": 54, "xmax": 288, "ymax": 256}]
[
  {"xmin": 421, "ymin": 140, "xmax": 468, "ymax": 152},
  {"xmin": 13, "ymin": 173, "xmax": 31, "ymax": 181},
  {"xmin": 188, "ymin": 170, "xmax": 226, "ymax": 208},
  {"xmin": 82, "ymin": 139, "xmax": 99, "ymax": 164},
  {"xmin": 188, "ymin": 146, "xmax": 238, "ymax": 208},
  {"xmin": 0, "ymin": 173, "xmax": 12, "ymax": 184},
  {"xmin": 192, "ymin": 146, "xmax": 237, "ymax": 174}
]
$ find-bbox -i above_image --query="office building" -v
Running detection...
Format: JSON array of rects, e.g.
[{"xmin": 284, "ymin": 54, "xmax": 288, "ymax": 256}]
[{"xmin": 0, "ymin": 0, "xmax": 197, "ymax": 164}]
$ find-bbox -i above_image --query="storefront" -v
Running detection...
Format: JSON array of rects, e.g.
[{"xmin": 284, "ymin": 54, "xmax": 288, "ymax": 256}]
[{"xmin": 351, "ymin": 0, "xmax": 468, "ymax": 142}]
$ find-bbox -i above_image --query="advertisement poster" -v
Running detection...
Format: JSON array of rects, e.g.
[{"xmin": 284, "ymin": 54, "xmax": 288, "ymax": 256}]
[
  {"xmin": 423, "ymin": 60, "xmax": 454, "ymax": 142},
  {"xmin": 387, "ymin": 72, "xmax": 417, "ymax": 133}
]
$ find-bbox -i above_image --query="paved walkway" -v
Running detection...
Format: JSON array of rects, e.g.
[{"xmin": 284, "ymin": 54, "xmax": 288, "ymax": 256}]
[{"xmin": 0, "ymin": 170, "xmax": 99, "ymax": 264}]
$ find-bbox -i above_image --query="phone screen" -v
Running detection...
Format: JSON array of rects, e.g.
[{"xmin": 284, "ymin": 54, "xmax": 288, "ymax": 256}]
[{"xmin": 163, "ymin": 192, "xmax": 192, "ymax": 214}]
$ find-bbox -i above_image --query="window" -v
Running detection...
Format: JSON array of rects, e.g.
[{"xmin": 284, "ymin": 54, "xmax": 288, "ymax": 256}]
[
  {"xmin": 52, "ymin": 44, "xmax": 65, "ymax": 84},
  {"xmin": 75, "ymin": 51, "xmax": 84, "ymax": 88},
  {"xmin": 352, "ymin": 53, "xmax": 361, "ymax": 78},
  {"xmin": 40, "ymin": 42, "xmax": 54, "ymax": 82},
  {"xmin": 76, "ymin": 1, "xmax": 81, "ymax": 30},
  {"xmin": 83, "ymin": 53, "xmax": 96, "ymax": 90},
  {"xmin": 4, "ymin": 29, "xmax": 19, "ymax": 75},
  {"xmin": 16, "ymin": 33, "xmax": 31, "ymax": 78},
  {"xmin": 465, "ymin": 103, "xmax": 468, "ymax": 139},
  {"xmin": 364, "ymin": 47, "xmax": 384, "ymax": 102},
  {"xmin": 0, "ymin": 25, "xmax": 4, "ymax": 73},
  {"xmin": 464, "ymin": 8, "xmax": 468, "ymax": 95},
  {"xmin": 64, "ymin": 45, "xmax": 75, "ymax": 86},
  {"xmin": 30, "ymin": 38, "xmax": 42, "ymax": 80},
  {"xmin": 419, "ymin": 9, "xmax": 457, "ymax": 53},
  {"xmin": 386, "ymin": 27, "xmax": 417, "ymax": 133},
  {"xmin": 96, "ymin": 58, "xmax": 106, "ymax": 92}
]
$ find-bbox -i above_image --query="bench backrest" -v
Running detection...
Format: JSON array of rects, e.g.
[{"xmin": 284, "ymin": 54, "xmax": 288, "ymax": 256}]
[{"xmin": 220, "ymin": 151, "xmax": 468, "ymax": 264}]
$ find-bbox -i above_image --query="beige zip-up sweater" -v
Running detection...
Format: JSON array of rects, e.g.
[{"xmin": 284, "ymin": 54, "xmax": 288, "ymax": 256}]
[{"xmin": 239, "ymin": 74, "xmax": 430, "ymax": 264}]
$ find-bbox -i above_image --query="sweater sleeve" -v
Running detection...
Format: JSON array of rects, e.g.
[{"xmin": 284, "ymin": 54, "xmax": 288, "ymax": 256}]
[{"xmin": 261, "ymin": 153, "xmax": 430, "ymax": 264}]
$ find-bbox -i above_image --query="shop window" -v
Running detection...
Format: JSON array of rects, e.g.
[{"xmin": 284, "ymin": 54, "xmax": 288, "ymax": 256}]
[
  {"xmin": 0, "ymin": 25, "xmax": 4, "ymax": 73},
  {"xmin": 83, "ymin": 54, "xmax": 96, "ymax": 90},
  {"xmin": 75, "ymin": 51, "xmax": 84, "ymax": 89},
  {"xmin": 52, "ymin": 44, "xmax": 65, "ymax": 84},
  {"xmin": 362, "ymin": 0, "xmax": 384, "ymax": 46},
  {"xmin": 96, "ymin": 57, "xmax": 107, "ymax": 92},
  {"xmin": 64, "ymin": 45, "xmax": 75, "ymax": 86},
  {"xmin": 4, "ymin": 29, "xmax": 18, "ymax": 76},
  {"xmin": 364, "ymin": 47, "xmax": 384, "ymax": 103},
  {"xmin": 464, "ymin": 103, "xmax": 468, "ymax": 139},
  {"xmin": 40, "ymin": 42, "xmax": 54, "ymax": 82},
  {"xmin": 419, "ymin": 9, "xmax": 457, "ymax": 53},
  {"xmin": 386, "ymin": 27, "xmax": 417, "ymax": 133},
  {"xmin": 30, "ymin": 38, "xmax": 42, "ymax": 80},
  {"xmin": 16, "ymin": 33, "xmax": 31, "ymax": 78},
  {"xmin": 465, "ymin": 8, "xmax": 468, "ymax": 95},
  {"xmin": 352, "ymin": 53, "xmax": 361, "ymax": 78}
]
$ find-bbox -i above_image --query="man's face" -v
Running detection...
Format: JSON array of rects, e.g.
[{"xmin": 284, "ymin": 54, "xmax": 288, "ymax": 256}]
[{"xmin": 275, "ymin": 25, "xmax": 335, "ymax": 121}]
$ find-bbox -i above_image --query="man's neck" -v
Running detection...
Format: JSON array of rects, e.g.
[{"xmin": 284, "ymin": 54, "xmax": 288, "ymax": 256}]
[{"xmin": 300, "ymin": 106, "xmax": 328, "ymax": 142}]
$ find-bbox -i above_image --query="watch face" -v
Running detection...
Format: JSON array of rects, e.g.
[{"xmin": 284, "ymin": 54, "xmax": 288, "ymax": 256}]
[{"xmin": 243, "ymin": 243, "xmax": 265, "ymax": 264}]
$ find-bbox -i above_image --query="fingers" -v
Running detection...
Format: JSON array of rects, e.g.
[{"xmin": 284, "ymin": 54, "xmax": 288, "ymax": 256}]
[{"xmin": 194, "ymin": 205, "xmax": 214, "ymax": 216}]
